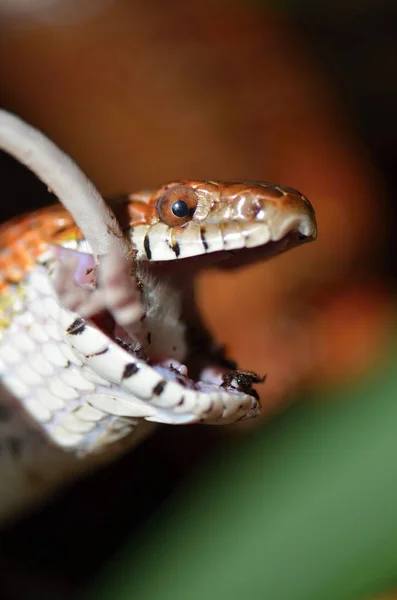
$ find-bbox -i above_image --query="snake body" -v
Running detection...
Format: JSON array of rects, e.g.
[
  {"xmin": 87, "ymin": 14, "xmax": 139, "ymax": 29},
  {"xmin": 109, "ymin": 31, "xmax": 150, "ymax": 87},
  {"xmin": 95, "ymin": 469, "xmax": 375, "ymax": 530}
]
[{"xmin": 0, "ymin": 111, "xmax": 317, "ymax": 521}]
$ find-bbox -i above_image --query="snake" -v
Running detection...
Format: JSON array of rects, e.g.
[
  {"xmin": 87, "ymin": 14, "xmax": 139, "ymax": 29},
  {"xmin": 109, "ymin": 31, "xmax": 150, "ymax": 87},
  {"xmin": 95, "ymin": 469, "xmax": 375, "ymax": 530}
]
[{"xmin": 0, "ymin": 110, "xmax": 317, "ymax": 521}]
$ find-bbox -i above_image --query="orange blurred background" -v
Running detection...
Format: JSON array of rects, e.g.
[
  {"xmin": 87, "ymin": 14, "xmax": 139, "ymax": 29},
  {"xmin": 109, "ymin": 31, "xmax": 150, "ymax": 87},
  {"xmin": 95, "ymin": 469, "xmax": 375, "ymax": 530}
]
[{"xmin": 1, "ymin": 0, "xmax": 397, "ymax": 596}]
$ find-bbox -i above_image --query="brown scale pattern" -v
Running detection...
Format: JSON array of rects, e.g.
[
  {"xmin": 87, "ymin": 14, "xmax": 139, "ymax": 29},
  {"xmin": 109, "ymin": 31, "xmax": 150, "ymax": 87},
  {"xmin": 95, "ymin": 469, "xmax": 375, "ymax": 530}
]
[{"xmin": 121, "ymin": 179, "xmax": 312, "ymax": 227}]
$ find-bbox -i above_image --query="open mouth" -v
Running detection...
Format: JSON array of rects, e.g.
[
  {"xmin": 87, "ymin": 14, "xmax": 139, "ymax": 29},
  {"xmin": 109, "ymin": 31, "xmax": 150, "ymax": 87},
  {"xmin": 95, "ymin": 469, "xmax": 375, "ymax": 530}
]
[
  {"xmin": 147, "ymin": 230, "xmax": 314, "ymax": 387},
  {"xmin": 68, "ymin": 221, "xmax": 316, "ymax": 427},
  {"xmin": 35, "ymin": 180, "xmax": 317, "ymax": 436},
  {"xmin": 0, "ymin": 112, "xmax": 318, "ymax": 455}
]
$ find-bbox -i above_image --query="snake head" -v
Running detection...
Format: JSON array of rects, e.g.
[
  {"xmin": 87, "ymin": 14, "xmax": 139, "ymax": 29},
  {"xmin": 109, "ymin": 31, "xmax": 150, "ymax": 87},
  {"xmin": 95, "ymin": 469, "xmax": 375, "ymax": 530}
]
[{"xmin": 123, "ymin": 180, "xmax": 316, "ymax": 267}]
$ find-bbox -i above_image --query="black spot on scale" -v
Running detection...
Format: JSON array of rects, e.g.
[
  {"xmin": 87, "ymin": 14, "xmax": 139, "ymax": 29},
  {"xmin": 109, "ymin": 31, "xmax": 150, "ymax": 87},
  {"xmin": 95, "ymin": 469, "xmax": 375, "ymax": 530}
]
[
  {"xmin": 177, "ymin": 396, "xmax": 185, "ymax": 406},
  {"xmin": 66, "ymin": 318, "xmax": 86, "ymax": 335},
  {"xmin": 152, "ymin": 381, "xmax": 166, "ymax": 396},
  {"xmin": 85, "ymin": 347, "xmax": 109, "ymax": 359},
  {"xmin": 169, "ymin": 240, "xmax": 180, "ymax": 257},
  {"xmin": 122, "ymin": 363, "xmax": 139, "ymax": 379},
  {"xmin": 200, "ymin": 227, "xmax": 209, "ymax": 251},
  {"xmin": 144, "ymin": 234, "xmax": 152, "ymax": 259}
]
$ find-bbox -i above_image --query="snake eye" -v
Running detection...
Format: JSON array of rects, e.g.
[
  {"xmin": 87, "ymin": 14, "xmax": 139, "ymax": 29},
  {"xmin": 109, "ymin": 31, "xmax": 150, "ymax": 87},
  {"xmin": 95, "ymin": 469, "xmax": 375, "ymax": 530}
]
[
  {"xmin": 172, "ymin": 200, "xmax": 189, "ymax": 218},
  {"xmin": 157, "ymin": 186, "xmax": 198, "ymax": 227}
]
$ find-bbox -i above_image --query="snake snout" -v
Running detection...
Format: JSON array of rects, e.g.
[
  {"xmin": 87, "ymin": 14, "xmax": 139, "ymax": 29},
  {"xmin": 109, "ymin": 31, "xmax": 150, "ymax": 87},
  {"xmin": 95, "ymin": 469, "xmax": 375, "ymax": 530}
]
[{"xmin": 257, "ymin": 191, "xmax": 317, "ymax": 244}]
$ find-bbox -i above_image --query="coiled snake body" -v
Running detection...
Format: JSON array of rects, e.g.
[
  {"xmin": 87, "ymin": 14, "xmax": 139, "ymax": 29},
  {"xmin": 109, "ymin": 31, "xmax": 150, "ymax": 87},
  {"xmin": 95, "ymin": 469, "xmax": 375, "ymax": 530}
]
[{"xmin": 0, "ymin": 110, "xmax": 317, "ymax": 521}]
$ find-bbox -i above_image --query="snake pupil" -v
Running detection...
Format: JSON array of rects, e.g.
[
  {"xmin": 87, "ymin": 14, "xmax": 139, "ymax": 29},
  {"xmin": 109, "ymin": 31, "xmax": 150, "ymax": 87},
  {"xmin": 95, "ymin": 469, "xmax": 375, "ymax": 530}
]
[{"xmin": 172, "ymin": 200, "xmax": 189, "ymax": 218}]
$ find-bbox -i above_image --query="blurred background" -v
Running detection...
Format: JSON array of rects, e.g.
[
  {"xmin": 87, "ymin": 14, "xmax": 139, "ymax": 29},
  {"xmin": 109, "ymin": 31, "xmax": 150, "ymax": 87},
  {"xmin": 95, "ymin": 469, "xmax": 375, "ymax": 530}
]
[{"xmin": 0, "ymin": 0, "xmax": 397, "ymax": 598}]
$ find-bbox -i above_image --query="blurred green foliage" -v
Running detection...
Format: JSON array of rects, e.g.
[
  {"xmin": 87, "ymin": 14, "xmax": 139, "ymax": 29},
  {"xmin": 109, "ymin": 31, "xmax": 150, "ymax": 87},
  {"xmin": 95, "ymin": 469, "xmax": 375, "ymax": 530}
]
[{"xmin": 85, "ymin": 331, "xmax": 397, "ymax": 600}]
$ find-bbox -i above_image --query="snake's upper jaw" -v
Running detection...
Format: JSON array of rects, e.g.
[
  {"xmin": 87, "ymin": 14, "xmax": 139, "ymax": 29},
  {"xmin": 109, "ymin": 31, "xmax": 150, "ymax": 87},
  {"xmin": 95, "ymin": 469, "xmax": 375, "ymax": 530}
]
[{"xmin": 131, "ymin": 181, "xmax": 317, "ymax": 270}]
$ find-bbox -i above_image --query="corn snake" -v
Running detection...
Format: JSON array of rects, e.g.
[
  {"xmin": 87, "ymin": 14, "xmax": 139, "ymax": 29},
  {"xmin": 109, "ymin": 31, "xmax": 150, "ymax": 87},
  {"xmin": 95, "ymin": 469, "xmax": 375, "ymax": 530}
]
[{"xmin": 0, "ymin": 110, "xmax": 317, "ymax": 521}]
